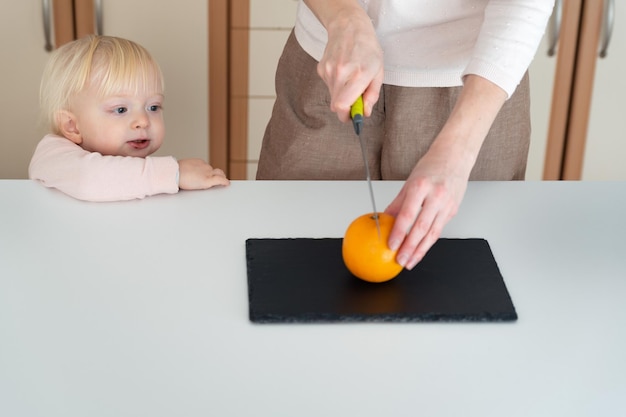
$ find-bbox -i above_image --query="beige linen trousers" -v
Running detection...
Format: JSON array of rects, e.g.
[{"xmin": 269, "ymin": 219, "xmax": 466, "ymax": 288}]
[{"xmin": 257, "ymin": 32, "xmax": 530, "ymax": 181}]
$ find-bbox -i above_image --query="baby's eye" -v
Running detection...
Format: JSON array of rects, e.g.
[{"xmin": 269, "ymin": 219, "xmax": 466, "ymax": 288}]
[
  {"xmin": 114, "ymin": 107, "xmax": 127, "ymax": 114},
  {"xmin": 148, "ymin": 104, "xmax": 162, "ymax": 112}
]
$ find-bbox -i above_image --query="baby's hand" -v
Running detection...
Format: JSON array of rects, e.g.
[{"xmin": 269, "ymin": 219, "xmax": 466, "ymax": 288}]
[{"xmin": 178, "ymin": 158, "xmax": 230, "ymax": 190}]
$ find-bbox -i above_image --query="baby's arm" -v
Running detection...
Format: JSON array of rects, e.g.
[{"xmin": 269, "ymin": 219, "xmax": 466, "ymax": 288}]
[
  {"xmin": 178, "ymin": 158, "xmax": 230, "ymax": 190},
  {"xmin": 29, "ymin": 135, "xmax": 179, "ymax": 202}
]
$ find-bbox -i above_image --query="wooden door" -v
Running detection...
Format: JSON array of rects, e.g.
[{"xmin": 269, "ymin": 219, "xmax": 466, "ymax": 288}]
[
  {"xmin": 209, "ymin": 0, "xmax": 297, "ymax": 180},
  {"xmin": 209, "ymin": 0, "xmax": 248, "ymax": 179}
]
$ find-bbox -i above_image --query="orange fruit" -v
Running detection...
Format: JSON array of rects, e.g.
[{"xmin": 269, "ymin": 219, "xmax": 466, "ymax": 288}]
[{"xmin": 342, "ymin": 212, "xmax": 403, "ymax": 283}]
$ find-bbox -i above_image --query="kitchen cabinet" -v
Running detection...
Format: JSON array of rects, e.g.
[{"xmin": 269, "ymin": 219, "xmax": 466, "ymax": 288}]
[
  {"xmin": 0, "ymin": 0, "xmax": 208, "ymax": 179},
  {"xmin": 245, "ymin": 1, "xmax": 298, "ymax": 180},
  {"xmin": 210, "ymin": 0, "xmax": 297, "ymax": 180},
  {"xmin": 527, "ymin": 24, "xmax": 558, "ymax": 180},
  {"xmin": 581, "ymin": 1, "xmax": 625, "ymax": 179}
]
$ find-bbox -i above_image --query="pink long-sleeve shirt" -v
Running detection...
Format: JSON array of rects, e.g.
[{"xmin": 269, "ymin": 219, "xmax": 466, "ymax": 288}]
[{"xmin": 29, "ymin": 134, "xmax": 180, "ymax": 202}]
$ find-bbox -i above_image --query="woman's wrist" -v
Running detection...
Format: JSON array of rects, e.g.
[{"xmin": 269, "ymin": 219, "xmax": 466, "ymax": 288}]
[
  {"xmin": 429, "ymin": 75, "xmax": 508, "ymax": 176},
  {"xmin": 304, "ymin": 0, "xmax": 365, "ymax": 30}
]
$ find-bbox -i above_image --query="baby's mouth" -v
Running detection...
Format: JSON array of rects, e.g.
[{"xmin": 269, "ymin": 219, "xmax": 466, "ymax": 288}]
[{"xmin": 128, "ymin": 139, "xmax": 150, "ymax": 150}]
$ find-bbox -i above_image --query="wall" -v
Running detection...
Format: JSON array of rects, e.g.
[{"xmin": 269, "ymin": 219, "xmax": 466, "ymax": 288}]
[
  {"xmin": 0, "ymin": 2, "xmax": 50, "ymax": 179},
  {"xmin": 101, "ymin": 0, "xmax": 209, "ymax": 162}
]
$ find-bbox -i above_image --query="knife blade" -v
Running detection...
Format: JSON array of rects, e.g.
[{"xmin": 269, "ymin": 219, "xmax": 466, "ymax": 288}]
[{"xmin": 350, "ymin": 96, "xmax": 381, "ymax": 238}]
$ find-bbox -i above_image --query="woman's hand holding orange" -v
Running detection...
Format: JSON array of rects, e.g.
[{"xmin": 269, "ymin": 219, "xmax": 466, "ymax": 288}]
[
  {"xmin": 384, "ymin": 75, "xmax": 508, "ymax": 270},
  {"xmin": 385, "ymin": 145, "xmax": 470, "ymax": 271}
]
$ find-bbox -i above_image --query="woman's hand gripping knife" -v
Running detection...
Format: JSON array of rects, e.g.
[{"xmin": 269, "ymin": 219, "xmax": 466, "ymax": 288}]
[{"xmin": 306, "ymin": 0, "xmax": 384, "ymax": 122}]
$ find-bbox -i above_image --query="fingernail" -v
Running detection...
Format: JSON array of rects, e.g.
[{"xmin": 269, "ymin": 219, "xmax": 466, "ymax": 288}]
[
  {"xmin": 396, "ymin": 253, "xmax": 408, "ymax": 267},
  {"xmin": 406, "ymin": 258, "xmax": 419, "ymax": 270},
  {"xmin": 389, "ymin": 239, "xmax": 401, "ymax": 251}
]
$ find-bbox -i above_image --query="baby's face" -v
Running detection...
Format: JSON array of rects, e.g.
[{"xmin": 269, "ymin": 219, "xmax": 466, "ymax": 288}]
[{"xmin": 70, "ymin": 78, "xmax": 165, "ymax": 158}]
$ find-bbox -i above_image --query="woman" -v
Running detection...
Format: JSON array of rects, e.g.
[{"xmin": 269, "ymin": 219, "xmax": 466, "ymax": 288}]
[{"xmin": 257, "ymin": 0, "xmax": 554, "ymax": 269}]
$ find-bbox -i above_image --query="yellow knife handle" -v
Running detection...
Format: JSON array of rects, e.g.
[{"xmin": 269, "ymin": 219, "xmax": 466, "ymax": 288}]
[
  {"xmin": 350, "ymin": 96, "xmax": 364, "ymax": 135},
  {"xmin": 350, "ymin": 96, "xmax": 364, "ymax": 120}
]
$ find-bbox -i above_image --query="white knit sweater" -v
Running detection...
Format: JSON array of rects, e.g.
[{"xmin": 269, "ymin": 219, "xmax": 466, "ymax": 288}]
[{"xmin": 294, "ymin": 0, "xmax": 554, "ymax": 97}]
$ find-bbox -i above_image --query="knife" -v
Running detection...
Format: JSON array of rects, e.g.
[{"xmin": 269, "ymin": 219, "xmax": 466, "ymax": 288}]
[{"xmin": 350, "ymin": 96, "xmax": 381, "ymax": 238}]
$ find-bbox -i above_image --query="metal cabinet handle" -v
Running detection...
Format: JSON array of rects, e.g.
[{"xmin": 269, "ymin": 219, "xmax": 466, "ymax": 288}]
[
  {"xmin": 94, "ymin": 0, "xmax": 103, "ymax": 35},
  {"xmin": 599, "ymin": 0, "xmax": 615, "ymax": 58},
  {"xmin": 42, "ymin": 0, "xmax": 53, "ymax": 51},
  {"xmin": 547, "ymin": 0, "xmax": 562, "ymax": 57}
]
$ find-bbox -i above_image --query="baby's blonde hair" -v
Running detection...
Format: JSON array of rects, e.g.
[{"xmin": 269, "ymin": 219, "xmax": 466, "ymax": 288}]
[{"xmin": 40, "ymin": 35, "xmax": 164, "ymax": 135}]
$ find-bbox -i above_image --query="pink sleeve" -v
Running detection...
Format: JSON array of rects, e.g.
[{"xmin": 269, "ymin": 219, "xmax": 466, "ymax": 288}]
[{"xmin": 29, "ymin": 135, "xmax": 180, "ymax": 202}]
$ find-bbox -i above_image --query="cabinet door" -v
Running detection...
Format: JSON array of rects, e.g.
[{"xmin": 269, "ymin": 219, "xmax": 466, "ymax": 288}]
[
  {"xmin": 246, "ymin": 0, "xmax": 298, "ymax": 179},
  {"xmin": 527, "ymin": 31, "xmax": 558, "ymax": 180},
  {"xmin": 0, "ymin": 2, "xmax": 51, "ymax": 178},
  {"xmin": 98, "ymin": 0, "xmax": 209, "ymax": 162},
  {"xmin": 582, "ymin": 2, "xmax": 625, "ymax": 179},
  {"xmin": 221, "ymin": 0, "xmax": 298, "ymax": 179}
]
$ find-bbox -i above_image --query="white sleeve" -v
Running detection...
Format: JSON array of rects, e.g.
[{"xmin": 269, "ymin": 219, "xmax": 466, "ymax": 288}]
[{"xmin": 463, "ymin": 0, "xmax": 555, "ymax": 97}]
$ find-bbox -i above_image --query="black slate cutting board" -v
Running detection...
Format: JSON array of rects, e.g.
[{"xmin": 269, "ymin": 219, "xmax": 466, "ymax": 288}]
[{"xmin": 246, "ymin": 238, "xmax": 517, "ymax": 323}]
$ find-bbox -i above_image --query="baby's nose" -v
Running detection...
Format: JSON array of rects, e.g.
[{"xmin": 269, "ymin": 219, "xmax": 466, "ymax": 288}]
[{"xmin": 133, "ymin": 112, "xmax": 149, "ymax": 129}]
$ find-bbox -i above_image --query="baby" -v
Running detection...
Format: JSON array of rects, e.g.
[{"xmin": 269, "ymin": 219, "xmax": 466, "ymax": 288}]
[{"xmin": 29, "ymin": 35, "xmax": 229, "ymax": 202}]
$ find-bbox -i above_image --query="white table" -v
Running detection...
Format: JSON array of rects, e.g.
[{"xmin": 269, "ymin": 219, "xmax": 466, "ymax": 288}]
[{"xmin": 1, "ymin": 180, "xmax": 625, "ymax": 416}]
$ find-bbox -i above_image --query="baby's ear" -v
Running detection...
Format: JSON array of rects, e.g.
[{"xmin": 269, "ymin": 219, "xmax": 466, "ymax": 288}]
[{"xmin": 56, "ymin": 110, "xmax": 83, "ymax": 145}]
